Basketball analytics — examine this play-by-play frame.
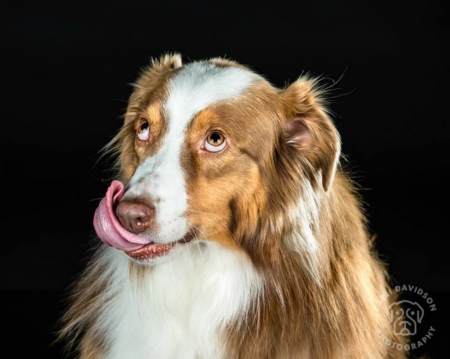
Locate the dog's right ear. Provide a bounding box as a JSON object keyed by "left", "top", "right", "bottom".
{"left": 129, "top": 53, "right": 183, "bottom": 101}
{"left": 149, "top": 53, "right": 183, "bottom": 72}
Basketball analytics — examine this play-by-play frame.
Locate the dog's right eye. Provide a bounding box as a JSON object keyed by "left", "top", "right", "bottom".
{"left": 137, "top": 119, "right": 150, "bottom": 141}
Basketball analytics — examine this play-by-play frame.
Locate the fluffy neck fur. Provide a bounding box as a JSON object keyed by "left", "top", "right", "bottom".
{"left": 59, "top": 241, "right": 262, "bottom": 359}
{"left": 224, "top": 171, "right": 407, "bottom": 359}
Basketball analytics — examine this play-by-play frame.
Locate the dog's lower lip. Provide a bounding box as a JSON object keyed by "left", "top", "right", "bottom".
{"left": 125, "top": 230, "right": 195, "bottom": 261}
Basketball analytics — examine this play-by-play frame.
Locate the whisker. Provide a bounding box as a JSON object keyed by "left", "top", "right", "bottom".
{"left": 190, "top": 225, "right": 207, "bottom": 261}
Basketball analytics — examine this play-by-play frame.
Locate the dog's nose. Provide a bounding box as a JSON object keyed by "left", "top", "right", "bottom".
{"left": 115, "top": 200, "right": 155, "bottom": 234}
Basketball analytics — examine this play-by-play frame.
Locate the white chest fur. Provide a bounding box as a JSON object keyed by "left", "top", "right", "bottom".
{"left": 97, "top": 242, "right": 261, "bottom": 359}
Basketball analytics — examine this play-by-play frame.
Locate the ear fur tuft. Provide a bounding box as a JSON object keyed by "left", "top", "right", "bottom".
{"left": 281, "top": 77, "right": 341, "bottom": 192}
{"left": 150, "top": 53, "right": 183, "bottom": 70}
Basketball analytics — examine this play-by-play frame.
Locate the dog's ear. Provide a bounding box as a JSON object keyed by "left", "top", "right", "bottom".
{"left": 129, "top": 53, "right": 183, "bottom": 100}
{"left": 149, "top": 53, "right": 183, "bottom": 72}
{"left": 280, "top": 77, "right": 341, "bottom": 192}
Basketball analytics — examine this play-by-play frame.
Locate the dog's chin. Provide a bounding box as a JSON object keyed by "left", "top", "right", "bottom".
{"left": 125, "top": 230, "right": 195, "bottom": 264}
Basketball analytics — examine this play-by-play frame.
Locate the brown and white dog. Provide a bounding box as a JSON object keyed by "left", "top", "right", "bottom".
{"left": 59, "top": 54, "right": 408, "bottom": 358}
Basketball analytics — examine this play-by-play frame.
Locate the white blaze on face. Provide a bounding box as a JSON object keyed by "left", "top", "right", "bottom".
{"left": 126, "top": 62, "right": 259, "bottom": 243}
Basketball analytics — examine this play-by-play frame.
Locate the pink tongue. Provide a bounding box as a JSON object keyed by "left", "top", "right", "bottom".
{"left": 93, "top": 180, "right": 149, "bottom": 251}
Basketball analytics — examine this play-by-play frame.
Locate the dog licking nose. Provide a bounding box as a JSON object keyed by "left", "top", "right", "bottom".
{"left": 93, "top": 180, "right": 150, "bottom": 251}
{"left": 62, "top": 55, "right": 408, "bottom": 359}
{"left": 115, "top": 201, "right": 155, "bottom": 234}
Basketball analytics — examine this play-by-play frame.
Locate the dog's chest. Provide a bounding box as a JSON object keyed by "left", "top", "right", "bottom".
{"left": 101, "top": 244, "right": 261, "bottom": 359}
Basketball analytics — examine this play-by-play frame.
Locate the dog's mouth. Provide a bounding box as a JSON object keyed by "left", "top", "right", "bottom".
{"left": 93, "top": 180, "right": 195, "bottom": 259}
{"left": 125, "top": 230, "right": 195, "bottom": 261}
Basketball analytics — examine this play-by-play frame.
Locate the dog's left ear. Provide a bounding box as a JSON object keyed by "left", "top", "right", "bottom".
{"left": 280, "top": 78, "right": 341, "bottom": 192}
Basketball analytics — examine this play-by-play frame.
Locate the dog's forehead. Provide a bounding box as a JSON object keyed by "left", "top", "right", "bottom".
{"left": 163, "top": 61, "right": 260, "bottom": 129}
{"left": 128, "top": 62, "right": 261, "bottom": 188}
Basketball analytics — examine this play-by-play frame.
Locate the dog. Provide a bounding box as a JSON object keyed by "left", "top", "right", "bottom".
{"left": 58, "top": 54, "right": 408, "bottom": 358}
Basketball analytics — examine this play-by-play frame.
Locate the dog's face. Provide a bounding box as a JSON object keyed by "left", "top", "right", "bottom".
{"left": 94, "top": 54, "right": 340, "bottom": 266}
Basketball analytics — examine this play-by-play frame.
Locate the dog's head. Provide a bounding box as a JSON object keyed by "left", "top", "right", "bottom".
{"left": 94, "top": 54, "right": 340, "bottom": 273}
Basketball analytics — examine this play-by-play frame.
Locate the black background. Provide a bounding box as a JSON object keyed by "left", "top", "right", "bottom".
{"left": 1, "top": 1, "right": 448, "bottom": 358}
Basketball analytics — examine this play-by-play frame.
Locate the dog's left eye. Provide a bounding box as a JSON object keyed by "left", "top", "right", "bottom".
{"left": 137, "top": 119, "right": 150, "bottom": 141}
{"left": 204, "top": 131, "right": 227, "bottom": 152}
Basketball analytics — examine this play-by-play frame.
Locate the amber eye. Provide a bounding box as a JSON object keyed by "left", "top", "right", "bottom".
{"left": 137, "top": 119, "right": 150, "bottom": 141}
{"left": 205, "top": 131, "right": 226, "bottom": 152}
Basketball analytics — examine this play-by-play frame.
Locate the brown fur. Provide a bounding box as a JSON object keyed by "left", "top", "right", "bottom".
{"left": 58, "top": 54, "right": 409, "bottom": 358}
